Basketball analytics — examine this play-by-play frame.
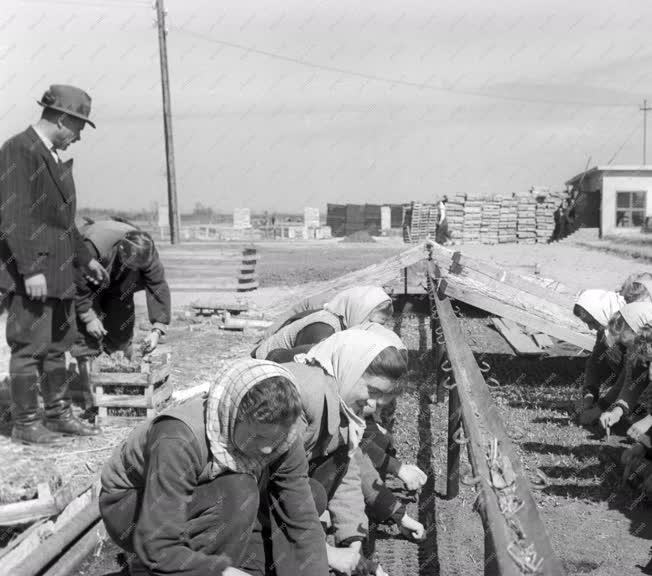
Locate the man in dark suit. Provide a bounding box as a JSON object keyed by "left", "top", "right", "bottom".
{"left": 0, "top": 85, "right": 108, "bottom": 445}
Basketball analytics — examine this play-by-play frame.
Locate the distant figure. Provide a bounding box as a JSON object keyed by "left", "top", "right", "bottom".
{"left": 435, "top": 195, "right": 452, "bottom": 245}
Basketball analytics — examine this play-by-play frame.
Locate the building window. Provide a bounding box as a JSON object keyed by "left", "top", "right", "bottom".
{"left": 615, "top": 191, "right": 646, "bottom": 227}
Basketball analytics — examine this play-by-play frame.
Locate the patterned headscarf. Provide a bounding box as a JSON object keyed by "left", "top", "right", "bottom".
{"left": 323, "top": 286, "right": 391, "bottom": 328}
{"left": 575, "top": 289, "right": 625, "bottom": 328}
{"left": 206, "top": 358, "right": 300, "bottom": 476}
{"left": 295, "top": 330, "right": 395, "bottom": 450}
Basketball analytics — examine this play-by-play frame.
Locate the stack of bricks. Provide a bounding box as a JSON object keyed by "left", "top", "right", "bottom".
{"left": 480, "top": 199, "right": 501, "bottom": 244}
{"left": 536, "top": 196, "right": 557, "bottom": 243}
{"left": 498, "top": 196, "right": 518, "bottom": 243}
{"left": 447, "top": 196, "right": 465, "bottom": 243}
{"left": 462, "top": 200, "right": 482, "bottom": 243}
{"left": 517, "top": 195, "right": 537, "bottom": 244}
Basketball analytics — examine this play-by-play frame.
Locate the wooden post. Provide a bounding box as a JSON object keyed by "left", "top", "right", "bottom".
{"left": 446, "top": 384, "right": 461, "bottom": 499}
{"left": 155, "top": 0, "right": 180, "bottom": 244}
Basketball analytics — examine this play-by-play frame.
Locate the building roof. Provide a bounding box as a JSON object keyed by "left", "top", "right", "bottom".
{"left": 566, "top": 165, "right": 652, "bottom": 186}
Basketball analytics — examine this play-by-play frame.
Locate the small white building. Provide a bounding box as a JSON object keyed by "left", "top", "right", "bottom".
{"left": 565, "top": 165, "right": 652, "bottom": 236}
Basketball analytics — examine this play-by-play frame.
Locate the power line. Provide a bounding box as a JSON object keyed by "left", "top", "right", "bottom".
{"left": 606, "top": 119, "right": 640, "bottom": 165}
{"left": 173, "top": 26, "right": 642, "bottom": 109}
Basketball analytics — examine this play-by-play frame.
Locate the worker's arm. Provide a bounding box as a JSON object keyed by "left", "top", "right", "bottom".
{"left": 141, "top": 248, "right": 171, "bottom": 333}
{"left": 0, "top": 141, "right": 50, "bottom": 278}
{"left": 268, "top": 438, "right": 329, "bottom": 576}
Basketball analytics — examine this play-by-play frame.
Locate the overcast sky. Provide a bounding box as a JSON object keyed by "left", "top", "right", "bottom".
{"left": 2, "top": 0, "right": 652, "bottom": 213}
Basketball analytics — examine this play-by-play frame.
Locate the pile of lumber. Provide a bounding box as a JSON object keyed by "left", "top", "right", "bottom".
{"left": 517, "top": 195, "right": 537, "bottom": 243}
{"left": 404, "top": 193, "right": 560, "bottom": 245}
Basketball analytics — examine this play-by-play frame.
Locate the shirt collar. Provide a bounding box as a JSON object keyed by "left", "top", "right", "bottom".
{"left": 31, "top": 124, "right": 59, "bottom": 162}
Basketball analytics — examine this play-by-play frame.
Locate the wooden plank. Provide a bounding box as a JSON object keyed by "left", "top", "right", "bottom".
{"left": 434, "top": 294, "right": 565, "bottom": 576}
{"left": 533, "top": 332, "right": 554, "bottom": 348}
{"left": 90, "top": 372, "right": 149, "bottom": 386}
{"left": 169, "top": 281, "right": 259, "bottom": 292}
{"left": 0, "top": 483, "right": 75, "bottom": 526}
{"left": 95, "top": 395, "right": 150, "bottom": 408}
{"left": 191, "top": 301, "right": 249, "bottom": 312}
{"left": 491, "top": 318, "right": 543, "bottom": 356}
{"left": 441, "top": 278, "right": 594, "bottom": 350}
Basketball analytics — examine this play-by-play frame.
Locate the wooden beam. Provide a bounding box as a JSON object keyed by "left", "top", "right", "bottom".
{"left": 491, "top": 318, "right": 543, "bottom": 356}
{"left": 435, "top": 294, "right": 565, "bottom": 576}
{"left": 0, "top": 483, "right": 75, "bottom": 526}
{"left": 441, "top": 279, "right": 594, "bottom": 350}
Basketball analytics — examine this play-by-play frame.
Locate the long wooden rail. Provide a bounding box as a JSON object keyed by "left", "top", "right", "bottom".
{"left": 427, "top": 262, "right": 564, "bottom": 576}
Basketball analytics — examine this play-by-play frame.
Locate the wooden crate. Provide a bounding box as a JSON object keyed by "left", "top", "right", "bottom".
{"left": 92, "top": 352, "right": 171, "bottom": 423}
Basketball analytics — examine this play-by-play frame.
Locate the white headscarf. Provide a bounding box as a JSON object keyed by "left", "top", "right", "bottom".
{"left": 206, "top": 358, "right": 300, "bottom": 476}
{"left": 323, "top": 286, "right": 391, "bottom": 328}
{"left": 295, "top": 330, "right": 395, "bottom": 450}
{"left": 619, "top": 302, "right": 652, "bottom": 333}
{"left": 575, "top": 289, "right": 625, "bottom": 328}
{"left": 354, "top": 321, "right": 407, "bottom": 351}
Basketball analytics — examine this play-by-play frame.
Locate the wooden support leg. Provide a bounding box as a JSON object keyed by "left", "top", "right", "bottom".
{"left": 447, "top": 385, "right": 461, "bottom": 499}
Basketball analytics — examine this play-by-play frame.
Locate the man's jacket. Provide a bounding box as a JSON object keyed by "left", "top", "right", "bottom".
{"left": 75, "top": 219, "right": 171, "bottom": 331}
{"left": 0, "top": 127, "right": 92, "bottom": 299}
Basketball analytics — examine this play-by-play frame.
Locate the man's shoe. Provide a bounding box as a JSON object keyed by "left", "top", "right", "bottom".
{"left": 45, "top": 414, "right": 100, "bottom": 436}
{"left": 11, "top": 421, "right": 67, "bottom": 445}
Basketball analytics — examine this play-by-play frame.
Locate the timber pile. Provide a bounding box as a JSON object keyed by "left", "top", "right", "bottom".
{"left": 405, "top": 193, "right": 559, "bottom": 244}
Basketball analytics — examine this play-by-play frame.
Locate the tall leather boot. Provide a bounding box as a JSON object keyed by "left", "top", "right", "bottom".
{"left": 42, "top": 368, "right": 100, "bottom": 436}
{"left": 10, "top": 375, "right": 66, "bottom": 445}
{"left": 77, "top": 358, "right": 98, "bottom": 423}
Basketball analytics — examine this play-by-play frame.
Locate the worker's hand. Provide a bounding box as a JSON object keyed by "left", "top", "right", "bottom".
{"left": 375, "top": 565, "right": 389, "bottom": 576}
{"left": 86, "top": 318, "right": 107, "bottom": 340}
{"left": 599, "top": 407, "right": 623, "bottom": 430}
{"left": 142, "top": 329, "right": 160, "bottom": 354}
{"left": 326, "top": 543, "right": 361, "bottom": 575}
{"left": 24, "top": 273, "right": 47, "bottom": 301}
{"left": 627, "top": 415, "right": 652, "bottom": 442}
{"left": 621, "top": 443, "right": 647, "bottom": 485}
{"left": 399, "top": 514, "right": 426, "bottom": 541}
{"left": 397, "top": 464, "right": 428, "bottom": 491}
{"left": 86, "top": 259, "right": 109, "bottom": 285}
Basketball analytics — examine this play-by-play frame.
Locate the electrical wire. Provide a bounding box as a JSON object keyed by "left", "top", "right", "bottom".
{"left": 172, "top": 26, "right": 643, "bottom": 109}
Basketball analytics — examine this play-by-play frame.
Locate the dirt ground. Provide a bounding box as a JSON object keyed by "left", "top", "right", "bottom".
{"left": 1, "top": 237, "right": 651, "bottom": 575}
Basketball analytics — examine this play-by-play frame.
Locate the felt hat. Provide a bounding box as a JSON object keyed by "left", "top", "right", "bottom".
{"left": 37, "top": 85, "right": 96, "bottom": 128}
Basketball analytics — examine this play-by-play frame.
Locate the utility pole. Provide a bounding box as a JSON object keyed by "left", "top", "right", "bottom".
{"left": 641, "top": 99, "right": 652, "bottom": 165}
{"left": 155, "top": 0, "right": 180, "bottom": 243}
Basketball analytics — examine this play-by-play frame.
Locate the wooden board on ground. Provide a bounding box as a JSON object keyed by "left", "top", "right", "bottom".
{"left": 532, "top": 332, "right": 554, "bottom": 349}
{"left": 491, "top": 318, "right": 543, "bottom": 356}
{"left": 191, "top": 300, "right": 249, "bottom": 315}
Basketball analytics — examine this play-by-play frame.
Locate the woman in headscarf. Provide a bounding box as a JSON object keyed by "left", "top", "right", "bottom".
{"left": 252, "top": 285, "right": 393, "bottom": 361}
{"left": 99, "top": 359, "right": 328, "bottom": 576}
{"left": 598, "top": 302, "right": 652, "bottom": 434}
{"left": 247, "top": 331, "right": 417, "bottom": 576}
{"left": 573, "top": 289, "right": 626, "bottom": 423}
{"left": 352, "top": 322, "right": 428, "bottom": 492}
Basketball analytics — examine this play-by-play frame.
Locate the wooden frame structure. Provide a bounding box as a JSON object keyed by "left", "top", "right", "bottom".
{"left": 427, "top": 261, "right": 565, "bottom": 575}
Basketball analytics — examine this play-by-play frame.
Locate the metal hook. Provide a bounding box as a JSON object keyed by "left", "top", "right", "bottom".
{"left": 486, "top": 377, "right": 501, "bottom": 388}
{"left": 442, "top": 376, "right": 456, "bottom": 391}
{"left": 436, "top": 334, "right": 446, "bottom": 345}
{"left": 479, "top": 361, "right": 491, "bottom": 373}
{"left": 441, "top": 359, "right": 452, "bottom": 372}
{"left": 453, "top": 427, "right": 469, "bottom": 445}
{"left": 453, "top": 305, "right": 461, "bottom": 315}
{"left": 435, "top": 326, "right": 443, "bottom": 336}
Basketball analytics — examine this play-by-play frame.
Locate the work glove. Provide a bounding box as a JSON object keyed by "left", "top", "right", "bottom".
{"left": 397, "top": 464, "right": 428, "bottom": 491}
{"left": 85, "top": 259, "right": 109, "bottom": 286}
{"left": 25, "top": 273, "right": 47, "bottom": 301}
{"left": 399, "top": 513, "right": 426, "bottom": 541}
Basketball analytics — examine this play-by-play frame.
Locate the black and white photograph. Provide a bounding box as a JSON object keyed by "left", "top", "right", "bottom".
{"left": 1, "top": 0, "right": 652, "bottom": 575}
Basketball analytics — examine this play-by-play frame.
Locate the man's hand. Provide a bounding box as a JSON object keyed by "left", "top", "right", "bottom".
{"left": 142, "top": 329, "right": 160, "bottom": 354}
{"left": 86, "top": 259, "right": 109, "bottom": 285}
{"left": 627, "top": 415, "right": 652, "bottom": 442}
{"left": 397, "top": 464, "right": 428, "bottom": 491}
{"left": 223, "top": 568, "right": 254, "bottom": 576}
{"left": 326, "top": 543, "right": 361, "bottom": 575}
{"left": 599, "top": 407, "right": 623, "bottom": 430}
{"left": 25, "top": 273, "right": 47, "bottom": 301}
{"left": 86, "top": 318, "right": 107, "bottom": 340}
{"left": 398, "top": 514, "right": 426, "bottom": 541}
